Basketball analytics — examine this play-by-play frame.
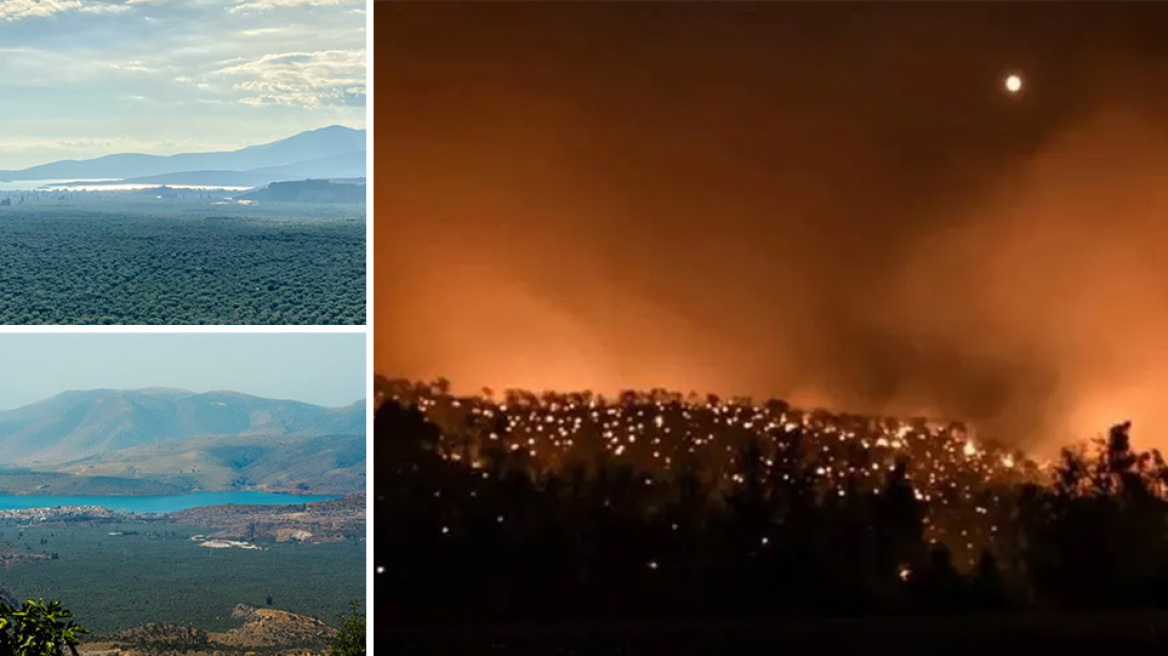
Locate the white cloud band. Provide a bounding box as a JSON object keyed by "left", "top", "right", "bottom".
{"left": 0, "top": 0, "right": 82, "bottom": 21}
{"left": 218, "top": 48, "right": 365, "bottom": 109}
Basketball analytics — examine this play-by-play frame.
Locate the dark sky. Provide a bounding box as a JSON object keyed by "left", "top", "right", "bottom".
{"left": 377, "top": 2, "right": 1168, "bottom": 451}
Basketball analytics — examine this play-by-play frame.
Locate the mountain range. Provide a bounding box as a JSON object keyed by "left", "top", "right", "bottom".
{"left": 0, "top": 388, "right": 365, "bottom": 495}
{"left": 0, "top": 125, "right": 366, "bottom": 189}
{"left": 56, "top": 432, "right": 365, "bottom": 494}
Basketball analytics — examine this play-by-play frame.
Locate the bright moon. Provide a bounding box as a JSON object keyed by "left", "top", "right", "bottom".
{"left": 1004, "top": 74, "right": 1023, "bottom": 93}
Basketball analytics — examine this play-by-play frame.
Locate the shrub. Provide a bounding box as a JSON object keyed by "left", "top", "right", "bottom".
{"left": 328, "top": 600, "right": 365, "bottom": 656}
{"left": 0, "top": 599, "right": 88, "bottom": 656}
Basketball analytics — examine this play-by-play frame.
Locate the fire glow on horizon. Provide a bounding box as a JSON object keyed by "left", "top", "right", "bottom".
{"left": 378, "top": 3, "right": 1168, "bottom": 454}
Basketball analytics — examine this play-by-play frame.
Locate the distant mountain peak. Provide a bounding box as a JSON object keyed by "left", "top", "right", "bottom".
{"left": 0, "top": 125, "right": 367, "bottom": 183}
{"left": 0, "top": 389, "right": 366, "bottom": 466}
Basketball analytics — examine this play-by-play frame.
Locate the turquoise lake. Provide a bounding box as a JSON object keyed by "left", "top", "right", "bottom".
{"left": 0, "top": 491, "right": 340, "bottom": 514}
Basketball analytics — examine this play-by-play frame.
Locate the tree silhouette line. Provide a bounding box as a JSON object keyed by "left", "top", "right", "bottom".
{"left": 377, "top": 390, "right": 1168, "bottom": 624}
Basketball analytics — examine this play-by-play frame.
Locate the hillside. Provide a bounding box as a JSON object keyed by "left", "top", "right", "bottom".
{"left": 0, "top": 469, "right": 188, "bottom": 496}
{"left": 112, "top": 151, "right": 367, "bottom": 189}
{"left": 56, "top": 432, "right": 366, "bottom": 495}
{"left": 0, "top": 389, "right": 365, "bottom": 466}
{"left": 167, "top": 494, "right": 366, "bottom": 543}
{"left": 243, "top": 150, "right": 367, "bottom": 181}
{"left": 237, "top": 179, "right": 366, "bottom": 204}
{"left": 81, "top": 604, "right": 337, "bottom": 655}
{"left": 0, "top": 125, "right": 365, "bottom": 182}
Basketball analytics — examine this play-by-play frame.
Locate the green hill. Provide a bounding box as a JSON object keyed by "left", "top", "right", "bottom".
{"left": 0, "top": 470, "right": 187, "bottom": 496}
{"left": 55, "top": 433, "right": 365, "bottom": 495}
{"left": 0, "top": 389, "right": 364, "bottom": 466}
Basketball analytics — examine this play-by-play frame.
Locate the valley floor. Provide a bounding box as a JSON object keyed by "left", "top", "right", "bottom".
{"left": 0, "top": 508, "right": 364, "bottom": 634}
{"left": 0, "top": 200, "right": 365, "bottom": 325}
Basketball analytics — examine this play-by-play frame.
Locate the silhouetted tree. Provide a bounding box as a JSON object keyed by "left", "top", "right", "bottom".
{"left": 376, "top": 392, "right": 1168, "bottom": 625}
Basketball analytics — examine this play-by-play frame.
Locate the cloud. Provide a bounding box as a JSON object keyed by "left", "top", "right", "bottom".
{"left": 2, "top": 0, "right": 174, "bottom": 21}
{"left": 0, "top": 0, "right": 82, "bottom": 21}
{"left": 0, "top": 0, "right": 364, "bottom": 168}
{"left": 110, "top": 60, "right": 151, "bottom": 73}
{"left": 239, "top": 26, "right": 282, "bottom": 36}
{"left": 229, "top": 0, "right": 360, "bottom": 13}
{"left": 217, "top": 48, "right": 364, "bottom": 109}
{"left": 0, "top": 135, "right": 204, "bottom": 154}
{"left": 78, "top": 1, "right": 131, "bottom": 14}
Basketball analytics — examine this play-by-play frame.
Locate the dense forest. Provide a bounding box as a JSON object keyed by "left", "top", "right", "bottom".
{"left": 0, "top": 202, "right": 364, "bottom": 325}
{"left": 376, "top": 382, "right": 1168, "bottom": 651}
{"left": 0, "top": 522, "right": 364, "bottom": 634}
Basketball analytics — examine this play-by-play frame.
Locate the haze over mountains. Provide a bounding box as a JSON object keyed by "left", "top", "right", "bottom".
{"left": 0, "top": 388, "right": 365, "bottom": 495}
{"left": 0, "top": 125, "right": 366, "bottom": 188}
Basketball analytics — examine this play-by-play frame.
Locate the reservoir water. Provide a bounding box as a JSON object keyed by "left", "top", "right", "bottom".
{"left": 0, "top": 491, "right": 340, "bottom": 514}
{"left": 0, "top": 179, "right": 251, "bottom": 192}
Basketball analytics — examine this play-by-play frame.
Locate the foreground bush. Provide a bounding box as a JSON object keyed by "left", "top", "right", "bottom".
{"left": 0, "top": 599, "right": 88, "bottom": 656}
{"left": 328, "top": 600, "right": 365, "bottom": 656}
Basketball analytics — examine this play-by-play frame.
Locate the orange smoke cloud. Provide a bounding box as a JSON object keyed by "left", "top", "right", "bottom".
{"left": 376, "top": 2, "right": 1168, "bottom": 454}
{"left": 874, "top": 107, "right": 1168, "bottom": 451}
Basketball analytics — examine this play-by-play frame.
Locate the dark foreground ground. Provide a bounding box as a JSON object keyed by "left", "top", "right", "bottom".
{"left": 379, "top": 614, "right": 1168, "bottom": 655}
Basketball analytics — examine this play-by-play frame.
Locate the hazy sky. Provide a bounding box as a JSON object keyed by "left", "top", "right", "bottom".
{"left": 379, "top": 2, "right": 1168, "bottom": 452}
{"left": 0, "top": 333, "right": 365, "bottom": 409}
{"left": 0, "top": 0, "right": 366, "bottom": 169}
